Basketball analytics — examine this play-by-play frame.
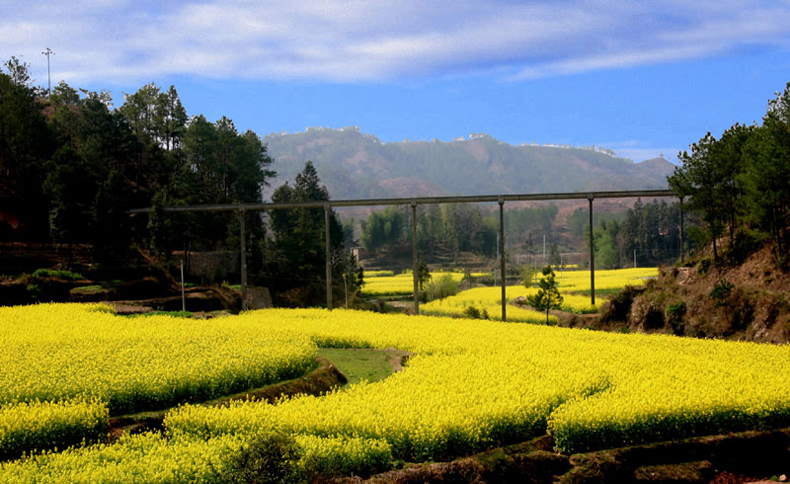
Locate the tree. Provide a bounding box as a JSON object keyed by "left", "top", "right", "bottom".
{"left": 520, "top": 264, "right": 538, "bottom": 288}
{"left": 234, "top": 129, "right": 276, "bottom": 202}
{"left": 0, "top": 66, "right": 53, "bottom": 240}
{"left": 714, "top": 123, "right": 753, "bottom": 242}
{"left": 416, "top": 204, "right": 442, "bottom": 255}
{"left": 741, "top": 83, "right": 790, "bottom": 263}
{"left": 119, "top": 83, "right": 177, "bottom": 148}
{"left": 267, "top": 161, "right": 350, "bottom": 306}
{"left": 43, "top": 146, "right": 93, "bottom": 248}
{"left": 3, "top": 56, "right": 32, "bottom": 87}
{"left": 527, "top": 266, "right": 563, "bottom": 325}
{"left": 360, "top": 206, "right": 406, "bottom": 251}
{"left": 548, "top": 243, "right": 562, "bottom": 267}
{"left": 417, "top": 259, "right": 431, "bottom": 291}
{"left": 161, "top": 85, "right": 187, "bottom": 151}
{"left": 594, "top": 219, "right": 619, "bottom": 269}
{"left": 668, "top": 83, "right": 790, "bottom": 267}
{"left": 669, "top": 133, "right": 725, "bottom": 264}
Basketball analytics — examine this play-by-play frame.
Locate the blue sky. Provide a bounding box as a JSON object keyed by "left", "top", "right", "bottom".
{"left": 3, "top": 0, "right": 790, "bottom": 162}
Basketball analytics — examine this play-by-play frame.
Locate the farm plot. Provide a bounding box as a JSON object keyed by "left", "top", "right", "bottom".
{"left": 0, "top": 303, "right": 316, "bottom": 460}
{"left": 361, "top": 271, "right": 464, "bottom": 296}
{"left": 422, "top": 267, "right": 659, "bottom": 319}
{"left": 361, "top": 270, "right": 488, "bottom": 297}
{"left": 2, "top": 304, "right": 790, "bottom": 482}
{"left": 421, "top": 286, "right": 553, "bottom": 323}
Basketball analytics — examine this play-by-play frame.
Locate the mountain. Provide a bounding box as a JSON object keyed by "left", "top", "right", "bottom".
{"left": 261, "top": 127, "right": 675, "bottom": 200}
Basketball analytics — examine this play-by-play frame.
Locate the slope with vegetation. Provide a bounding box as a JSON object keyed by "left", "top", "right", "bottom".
{"left": 594, "top": 82, "right": 790, "bottom": 343}
{"left": 0, "top": 57, "right": 364, "bottom": 308}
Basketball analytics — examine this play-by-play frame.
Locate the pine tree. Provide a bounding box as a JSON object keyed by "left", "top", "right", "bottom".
{"left": 527, "top": 266, "right": 564, "bottom": 325}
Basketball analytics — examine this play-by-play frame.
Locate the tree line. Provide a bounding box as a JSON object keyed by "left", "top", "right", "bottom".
{"left": 668, "top": 82, "right": 790, "bottom": 266}
{"left": 586, "top": 199, "right": 685, "bottom": 269}
{"left": 357, "top": 203, "right": 558, "bottom": 261}
{"left": 0, "top": 57, "right": 360, "bottom": 306}
{"left": 355, "top": 194, "right": 691, "bottom": 270}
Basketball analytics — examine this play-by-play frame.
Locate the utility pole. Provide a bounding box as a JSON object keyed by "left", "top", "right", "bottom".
{"left": 41, "top": 48, "right": 54, "bottom": 96}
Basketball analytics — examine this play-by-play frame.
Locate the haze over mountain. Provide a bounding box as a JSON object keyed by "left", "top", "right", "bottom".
{"left": 262, "top": 128, "right": 674, "bottom": 200}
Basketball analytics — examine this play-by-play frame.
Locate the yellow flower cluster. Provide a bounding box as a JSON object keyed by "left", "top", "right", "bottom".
{"left": 361, "top": 271, "right": 466, "bottom": 296}
{"left": 3, "top": 303, "right": 790, "bottom": 482}
{"left": 0, "top": 303, "right": 317, "bottom": 458}
{"left": 422, "top": 268, "right": 658, "bottom": 318}
{"left": 364, "top": 270, "right": 395, "bottom": 277}
{"left": 0, "top": 432, "right": 244, "bottom": 483}
{"left": 165, "top": 308, "right": 790, "bottom": 459}
{"left": 0, "top": 303, "right": 317, "bottom": 414}
{"left": 421, "top": 286, "right": 554, "bottom": 323}
{"left": 0, "top": 429, "right": 393, "bottom": 482}
{"left": 0, "top": 398, "right": 108, "bottom": 461}
{"left": 295, "top": 434, "right": 392, "bottom": 478}
{"left": 554, "top": 267, "right": 658, "bottom": 293}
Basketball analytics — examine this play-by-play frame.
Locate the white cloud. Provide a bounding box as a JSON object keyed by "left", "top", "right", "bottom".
{"left": 3, "top": 0, "right": 789, "bottom": 84}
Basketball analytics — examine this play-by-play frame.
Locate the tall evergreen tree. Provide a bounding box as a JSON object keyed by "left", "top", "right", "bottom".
{"left": 267, "top": 161, "right": 355, "bottom": 306}
{"left": 669, "top": 133, "right": 725, "bottom": 264}
{"left": 0, "top": 65, "right": 53, "bottom": 240}
{"left": 742, "top": 82, "right": 790, "bottom": 262}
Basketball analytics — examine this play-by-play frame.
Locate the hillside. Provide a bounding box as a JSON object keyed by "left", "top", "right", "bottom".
{"left": 585, "top": 239, "right": 790, "bottom": 344}
{"left": 262, "top": 128, "right": 674, "bottom": 199}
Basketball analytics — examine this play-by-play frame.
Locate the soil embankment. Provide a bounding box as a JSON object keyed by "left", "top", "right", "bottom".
{"left": 565, "top": 241, "right": 790, "bottom": 344}
{"left": 107, "top": 356, "right": 347, "bottom": 441}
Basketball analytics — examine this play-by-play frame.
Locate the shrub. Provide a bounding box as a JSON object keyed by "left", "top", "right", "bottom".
{"left": 218, "top": 431, "right": 303, "bottom": 483}
{"left": 462, "top": 306, "right": 489, "bottom": 320}
{"left": 520, "top": 265, "right": 539, "bottom": 288}
{"left": 25, "top": 283, "right": 41, "bottom": 301}
{"left": 710, "top": 280, "right": 734, "bottom": 306}
{"left": 31, "top": 268, "right": 84, "bottom": 280}
{"left": 424, "top": 274, "right": 459, "bottom": 302}
{"left": 665, "top": 302, "right": 687, "bottom": 334}
{"left": 600, "top": 285, "right": 645, "bottom": 323}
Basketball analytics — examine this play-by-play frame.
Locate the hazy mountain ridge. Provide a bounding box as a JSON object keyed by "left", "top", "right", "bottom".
{"left": 262, "top": 128, "right": 674, "bottom": 200}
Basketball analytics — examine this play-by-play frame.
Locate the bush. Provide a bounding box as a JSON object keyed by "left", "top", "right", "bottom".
{"left": 25, "top": 283, "right": 41, "bottom": 301}
{"left": 218, "top": 431, "right": 303, "bottom": 483}
{"left": 665, "top": 302, "right": 687, "bottom": 335}
{"left": 31, "top": 268, "right": 84, "bottom": 280}
{"left": 710, "top": 280, "right": 734, "bottom": 306}
{"left": 600, "top": 285, "right": 646, "bottom": 323}
{"left": 520, "top": 265, "right": 539, "bottom": 288}
{"left": 462, "top": 306, "right": 489, "bottom": 320}
{"left": 424, "top": 274, "right": 459, "bottom": 302}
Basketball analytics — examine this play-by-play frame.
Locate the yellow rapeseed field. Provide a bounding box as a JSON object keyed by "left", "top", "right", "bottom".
{"left": 361, "top": 271, "right": 467, "bottom": 296}
{"left": 0, "top": 303, "right": 316, "bottom": 413}
{"left": 422, "top": 267, "right": 658, "bottom": 319}
{"left": 554, "top": 267, "right": 658, "bottom": 293}
{"left": 0, "top": 303, "right": 316, "bottom": 461}
{"left": 2, "top": 302, "right": 790, "bottom": 482}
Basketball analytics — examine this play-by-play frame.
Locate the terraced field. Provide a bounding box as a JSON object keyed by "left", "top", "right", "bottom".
{"left": 1, "top": 302, "right": 789, "bottom": 482}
